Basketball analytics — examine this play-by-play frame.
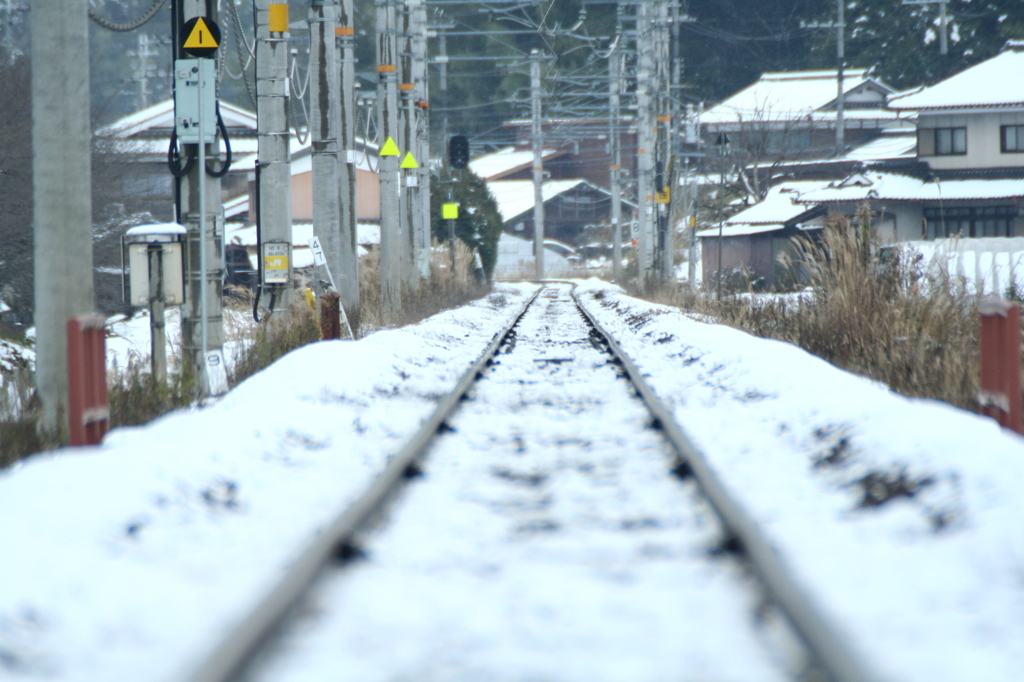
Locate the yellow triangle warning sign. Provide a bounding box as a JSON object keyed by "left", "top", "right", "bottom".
{"left": 184, "top": 17, "right": 219, "bottom": 50}
{"left": 400, "top": 152, "right": 419, "bottom": 169}
{"left": 380, "top": 137, "right": 400, "bottom": 157}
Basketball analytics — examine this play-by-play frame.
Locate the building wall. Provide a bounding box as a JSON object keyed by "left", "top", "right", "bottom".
{"left": 248, "top": 167, "right": 380, "bottom": 223}
{"left": 918, "top": 111, "right": 1024, "bottom": 170}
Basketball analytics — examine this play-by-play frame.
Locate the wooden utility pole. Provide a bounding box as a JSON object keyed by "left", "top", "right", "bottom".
{"left": 32, "top": 0, "right": 95, "bottom": 431}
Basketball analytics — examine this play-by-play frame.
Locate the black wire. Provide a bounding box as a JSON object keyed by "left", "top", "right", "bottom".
{"left": 167, "top": 128, "right": 196, "bottom": 178}
{"left": 205, "top": 105, "right": 232, "bottom": 178}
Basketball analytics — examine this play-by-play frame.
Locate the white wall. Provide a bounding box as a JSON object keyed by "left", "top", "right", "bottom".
{"left": 919, "top": 110, "right": 1024, "bottom": 170}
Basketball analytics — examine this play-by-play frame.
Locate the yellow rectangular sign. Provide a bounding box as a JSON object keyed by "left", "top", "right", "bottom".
{"left": 442, "top": 203, "right": 459, "bottom": 220}
{"left": 268, "top": 4, "right": 289, "bottom": 32}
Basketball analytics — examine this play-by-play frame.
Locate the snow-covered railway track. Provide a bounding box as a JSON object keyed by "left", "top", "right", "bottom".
{"left": 185, "top": 283, "right": 875, "bottom": 682}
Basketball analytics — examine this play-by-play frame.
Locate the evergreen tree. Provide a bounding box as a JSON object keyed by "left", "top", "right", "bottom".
{"left": 430, "top": 168, "right": 503, "bottom": 278}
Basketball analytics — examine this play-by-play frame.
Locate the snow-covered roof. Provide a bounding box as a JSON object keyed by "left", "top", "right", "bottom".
{"left": 468, "top": 147, "right": 564, "bottom": 181}
{"left": 843, "top": 134, "right": 917, "bottom": 162}
{"left": 695, "top": 181, "right": 826, "bottom": 238}
{"left": 97, "top": 99, "right": 258, "bottom": 138}
{"left": 124, "top": 223, "right": 187, "bottom": 238}
{"left": 224, "top": 194, "right": 249, "bottom": 220}
{"left": 889, "top": 48, "right": 1024, "bottom": 111}
{"left": 797, "top": 171, "right": 1024, "bottom": 204}
{"left": 703, "top": 69, "right": 895, "bottom": 125}
{"left": 486, "top": 179, "right": 622, "bottom": 224}
{"left": 229, "top": 138, "right": 378, "bottom": 173}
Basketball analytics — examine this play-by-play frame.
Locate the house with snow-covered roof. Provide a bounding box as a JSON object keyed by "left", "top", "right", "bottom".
{"left": 486, "top": 178, "right": 635, "bottom": 249}
{"left": 701, "top": 45, "right": 1024, "bottom": 289}
{"left": 702, "top": 69, "right": 910, "bottom": 160}
{"left": 889, "top": 43, "right": 1024, "bottom": 177}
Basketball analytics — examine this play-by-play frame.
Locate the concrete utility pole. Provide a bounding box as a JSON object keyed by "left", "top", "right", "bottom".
{"left": 338, "top": 0, "right": 359, "bottom": 325}
{"left": 635, "top": 0, "right": 655, "bottom": 286}
{"left": 309, "top": 0, "right": 343, "bottom": 300}
{"left": 256, "top": 0, "right": 293, "bottom": 320}
{"left": 412, "top": 0, "right": 430, "bottom": 280}
{"left": 530, "top": 49, "right": 545, "bottom": 280}
{"left": 128, "top": 33, "right": 161, "bottom": 110}
{"left": 377, "top": 0, "right": 402, "bottom": 316}
{"left": 32, "top": 0, "right": 94, "bottom": 432}
{"left": 656, "top": 0, "right": 672, "bottom": 284}
{"left": 835, "top": 0, "right": 845, "bottom": 157}
{"left": 609, "top": 41, "right": 623, "bottom": 284}
{"left": 173, "top": 0, "right": 225, "bottom": 394}
{"left": 399, "top": 0, "right": 417, "bottom": 290}
{"left": 902, "top": 0, "right": 950, "bottom": 77}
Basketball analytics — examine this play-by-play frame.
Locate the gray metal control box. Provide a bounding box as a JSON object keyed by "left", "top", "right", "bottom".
{"left": 174, "top": 58, "right": 216, "bottom": 145}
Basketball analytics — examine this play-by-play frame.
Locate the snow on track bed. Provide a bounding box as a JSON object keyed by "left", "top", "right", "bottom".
{"left": 0, "top": 284, "right": 538, "bottom": 682}
{"left": 243, "top": 283, "right": 788, "bottom": 682}
{"left": 575, "top": 279, "right": 1024, "bottom": 682}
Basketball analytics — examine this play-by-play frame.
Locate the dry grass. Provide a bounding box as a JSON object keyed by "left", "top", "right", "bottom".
{"left": 1, "top": 242, "right": 492, "bottom": 467}
{"left": 642, "top": 210, "right": 982, "bottom": 411}
{"left": 358, "top": 241, "right": 488, "bottom": 334}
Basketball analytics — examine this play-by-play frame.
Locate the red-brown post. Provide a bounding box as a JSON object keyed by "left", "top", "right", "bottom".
{"left": 979, "top": 299, "right": 1022, "bottom": 434}
{"left": 66, "top": 314, "right": 109, "bottom": 446}
{"left": 320, "top": 291, "right": 341, "bottom": 340}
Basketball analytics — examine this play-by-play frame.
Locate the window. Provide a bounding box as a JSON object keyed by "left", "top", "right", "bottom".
{"left": 923, "top": 206, "right": 1017, "bottom": 239}
{"left": 1002, "top": 125, "right": 1024, "bottom": 152}
{"left": 934, "top": 127, "right": 967, "bottom": 155}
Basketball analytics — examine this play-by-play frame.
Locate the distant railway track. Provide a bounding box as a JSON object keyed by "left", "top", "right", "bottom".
{"left": 184, "top": 282, "right": 882, "bottom": 682}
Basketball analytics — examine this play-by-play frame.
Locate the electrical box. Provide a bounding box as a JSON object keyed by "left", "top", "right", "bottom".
{"left": 262, "top": 241, "right": 291, "bottom": 285}
{"left": 174, "top": 58, "right": 217, "bottom": 144}
{"left": 123, "top": 224, "right": 188, "bottom": 307}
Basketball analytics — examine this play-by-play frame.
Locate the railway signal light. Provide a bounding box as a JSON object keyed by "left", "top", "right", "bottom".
{"left": 449, "top": 135, "right": 469, "bottom": 169}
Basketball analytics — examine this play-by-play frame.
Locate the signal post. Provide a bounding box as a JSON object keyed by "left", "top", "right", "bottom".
{"left": 171, "top": 1, "right": 227, "bottom": 396}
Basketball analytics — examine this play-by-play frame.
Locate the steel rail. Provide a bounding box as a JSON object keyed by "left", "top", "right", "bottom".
{"left": 181, "top": 287, "right": 543, "bottom": 682}
{"left": 571, "top": 286, "right": 889, "bottom": 682}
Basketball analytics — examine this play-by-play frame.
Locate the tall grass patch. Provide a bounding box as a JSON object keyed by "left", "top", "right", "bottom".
{"left": 644, "top": 209, "right": 981, "bottom": 411}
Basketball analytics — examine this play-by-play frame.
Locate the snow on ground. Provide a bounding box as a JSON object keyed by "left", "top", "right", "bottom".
{"left": 576, "top": 278, "right": 1024, "bottom": 682}
{"left": 0, "top": 284, "right": 538, "bottom": 681}
{"left": 104, "top": 306, "right": 259, "bottom": 374}
{"left": 898, "top": 237, "right": 1024, "bottom": 297}
{"left": 246, "top": 283, "right": 788, "bottom": 682}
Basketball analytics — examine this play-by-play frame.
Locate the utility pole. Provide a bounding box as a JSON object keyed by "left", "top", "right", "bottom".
{"left": 174, "top": 0, "right": 226, "bottom": 395}
{"left": 412, "top": 0, "right": 430, "bottom": 280}
{"left": 803, "top": 5, "right": 846, "bottom": 157}
{"left": 439, "top": 29, "right": 448, "bottom": 154}
{"left": 687, "top": 102, "right": 702, "bottom": 296}
{"left": 903, "top": 0, "right": 950, "bottom": 77}
{"left": 378, "top": 0, "right": 402, "bottom": 317}
{"left": 609, "top": 38, "right": 623, "bottom": 284}
{"left": 255, "top": 0, "right": 293, "bottom": 321}
{"left": 128, "top": 33, "right": 160, "bottom": 110}
{"left": 835, "top": 0, "right": 845, "bottom": 157}
{"left": 635, "top": 0, "right": 655, "bottom": 287}
{"left": 530, "top": 49, "right": 545, "bottom": 280}
{"left": 309, "top": 0, "right": 343, "bottom": 301}
{"left": 399, "top": 0, "right": 417, "bottom": 290}
{"left": 32, "top": 0, "right": 94, "bottom": 432}
{"left": 338, "top": 0, "right": 359, "bottom": 327}
{"left": 656, "top": 0, "right": 672, "bottom": 284}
